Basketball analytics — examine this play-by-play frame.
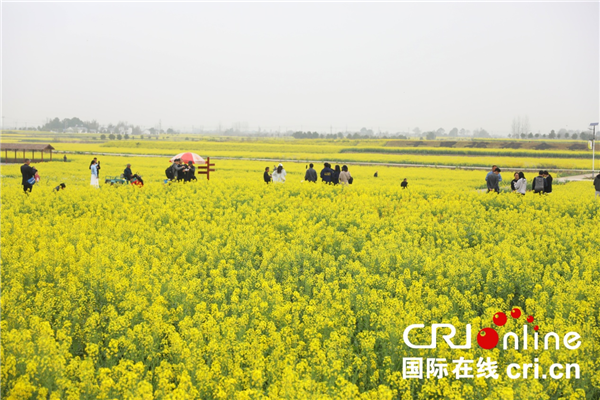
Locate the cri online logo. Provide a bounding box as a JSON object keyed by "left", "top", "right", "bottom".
{"left": 403, "top": 307, "right": 581, "bottom": 351}
{"left": 477, "top": 307, "right": 534, "bottom": 349}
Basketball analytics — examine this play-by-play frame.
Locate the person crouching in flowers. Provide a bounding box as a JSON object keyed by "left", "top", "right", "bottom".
{"left": 272, "top": 163, "right": 286, "bottom": 183}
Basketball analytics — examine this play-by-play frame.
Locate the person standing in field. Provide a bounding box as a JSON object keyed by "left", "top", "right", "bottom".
{"left": 401, "top": 178, "right": 408, "bottom": 189}
{"left": 532, "top": 170, "right": 546, "bottom": 194}
{"left": 514, "top": 172, "right": 527, "bottom": 195}
{"left": 594, "top": 173, "right": 600, "bottom": 197}
{"left": 320, "top": 163, "right": 333, "bottom": 183}
{"left": 374, "top": 171, "right": 378, "bottom": 178}
{"left": 543, "top": 171, "right": 553, "bottom": 194}
{"left": 185, "top": 161, "right": 197, "bottom": 182}
{"left": 172, "top": 159, "right": 185, "bottom": 182}
{"left": 332, "top": 165, "right": 341, "bottom": 185}
{"left": 485, "top": 165, "right": 502, "bottom": 185}
{"left": 511, "top": 172, "right": 519, "bottom": 192}
{"left": 487, "top": 168, "right": 501, "bottom": 193}
{"left": 123, "top": 164, "right": 133, "bottom": 182}
{"left": 272, "top": 163, "right": 286, "bottom": 183}
{"left": 339, "top": 165, "right": 352, "bottom": 185}
{"left": 304, "top": 163, "right": 317, "bottom": 182}
{"left": 63, "top": 155, "right": 67, "bottom": 162}
{"left": 264, "top": 167, "right": 272, "bottom": 184}
{"left": 21, "top": 159, "right": 37, "bottom": 193}
{"left": 90, "top": 160, "right": 100, "bottom": 188}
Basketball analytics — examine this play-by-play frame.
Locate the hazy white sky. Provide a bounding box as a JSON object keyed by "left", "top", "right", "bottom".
{"left": 2, "top": 2, "right": 599, "bottom": 134}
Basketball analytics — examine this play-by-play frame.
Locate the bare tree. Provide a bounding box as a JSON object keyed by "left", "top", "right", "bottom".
{"left": 511, "top": 115, "right": 530, "bottom": 138}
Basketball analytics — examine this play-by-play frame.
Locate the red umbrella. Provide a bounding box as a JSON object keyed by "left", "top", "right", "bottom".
{"left": 169, "top": 152, "right": 205, "bottom": 164}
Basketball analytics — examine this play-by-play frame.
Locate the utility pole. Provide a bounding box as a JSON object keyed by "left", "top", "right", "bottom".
{"left": 591, "top": 123, "right": 598, "bottom": 177}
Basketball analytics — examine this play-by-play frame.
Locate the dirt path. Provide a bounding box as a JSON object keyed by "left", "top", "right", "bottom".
{"left": 52, "top": 150, "right": 594, "bottom": 174}
{"left": 555, "top": 173, "right": 596, "bottom": 182}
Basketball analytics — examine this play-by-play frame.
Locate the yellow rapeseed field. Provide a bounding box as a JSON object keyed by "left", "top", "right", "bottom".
{"left": 1, "top": 155, "right": 599, "bottom": 399}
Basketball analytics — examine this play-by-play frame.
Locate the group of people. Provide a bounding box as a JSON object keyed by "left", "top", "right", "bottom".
{"left": 485, "top": 164, "right": 554, "bottom": 195}
{"left": 263, "top": 162, "right": 412, "bottom": 188}
{"left": 88, "top": 157, "right": 144, "bottom": 187}
{"left": 264, "top": 163, "right": 354, "bottom": 185}
{"left": 166, "top": 158, "right": 197, "bottom": 182}
{"left": 16, "top": 158, "right": 600, "bottom": 196}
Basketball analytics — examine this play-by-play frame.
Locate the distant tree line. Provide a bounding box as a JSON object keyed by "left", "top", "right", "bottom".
{"left": 508, "top": 129, "right": 593, "bottom": 140}
{"left": 38, "top": 117, "right": 177, "bottom": 136}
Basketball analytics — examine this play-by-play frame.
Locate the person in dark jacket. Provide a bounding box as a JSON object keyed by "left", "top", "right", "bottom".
{"left": 374, "top": 171, "right": 378, "bottom": 178}
{"left": 185, "top": 161, "right": 197, "bottom": 182}
{"left": 172, "top": 159, "right": 185, "bottom": 181}
{"left": 264, "top": 167, "right": 272, "bottom": 184}
{"left": 532, "top": 170, "right": 546, "bottom": 194}
{"left": 486, "top": 168, "right": 501, "bottom": 193}
{"left": 332, "top": 165, "right": 341, "bottom": 185}
{"left": 401, "top": 178, "right": 408, "bottom": 189}
{"left": 543, "top": 171, "right": 553, "bottom": 193}
{"left": 320, "top": 163, "right": 333, "bottom": 183}
{"left": 123, "top": 164, "right": 133, "bottom": 181}
{"left": 54, "top": 183, "right": 66, "bottom": 191}
{"left": 21, "top": 159, "right": 37, "bottom": 193}
{"left": 304, "top": 163, "right": 317, "bottom": 182}
{"left": 594, "top": 173, "right": 600, "bottom": 197}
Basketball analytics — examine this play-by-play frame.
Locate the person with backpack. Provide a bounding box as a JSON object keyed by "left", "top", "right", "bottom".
{"left": 532, "top": 171, "right": 546, "bottom": 194}
{"left": 339, "top": 165, "right": 352, "bottom": 185}
{"left": 21, "top": 159, "right": 37, "bottom": 193}
{"left": 543, "top": 171, "right": 553, "bottom": 194}
{"left": 320, "top": 163, "right": 333, "bottom": 183}
{"left": 486, "top": 168, "right": 501, "bottom": 193}
{"left": 514, "top": 172, "right": 527, "bottom": 195}
{"left": 304, "top": 163, "right": 317, "bottom": 182}
{"left": 166, "top": 159, "right": 184, "bottom": 182}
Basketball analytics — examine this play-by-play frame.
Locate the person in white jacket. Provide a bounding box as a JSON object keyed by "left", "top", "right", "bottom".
{"left": 514, "top": 172, "right": 527, "bottom": 195}
{"left": 272, "top": 163, "right": 286, "bottom": 183}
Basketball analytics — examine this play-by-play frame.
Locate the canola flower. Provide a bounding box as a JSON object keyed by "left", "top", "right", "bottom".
{"left": 1, "top": 156, "right": 599, "bottom": 399}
